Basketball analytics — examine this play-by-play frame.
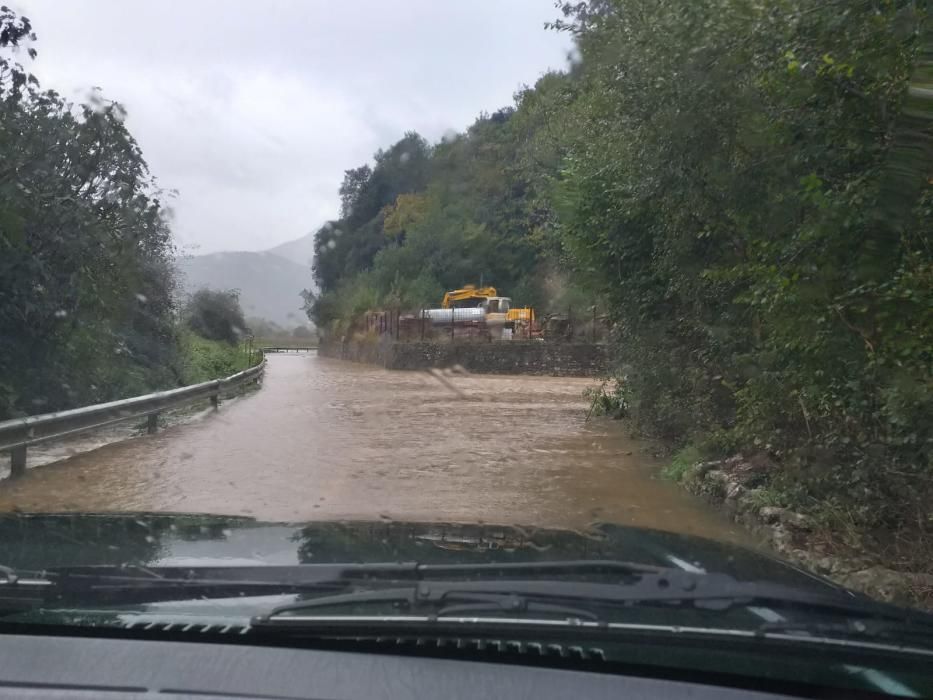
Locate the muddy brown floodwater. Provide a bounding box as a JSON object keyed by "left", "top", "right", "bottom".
{"left": 0, "top": 354, "right": 750, "bottom": 544}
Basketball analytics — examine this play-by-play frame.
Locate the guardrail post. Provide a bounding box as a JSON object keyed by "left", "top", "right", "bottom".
{"left": 147, "top": 413, "right": 159, "bottom": 435}
{"left": 210, "top": 394, "right": 219, "bottom": 410}
{"left": 10, "top": 445, "right": 26, "bottom": 478}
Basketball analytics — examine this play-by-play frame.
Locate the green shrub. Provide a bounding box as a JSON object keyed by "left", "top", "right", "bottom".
{"left": 662, "top": 446, "right": 704, "bottom": 482}
{"left": 183, "top": 289, "right": 246, "bottom": 345}
{"left": 179, "top": 332, "right": 251, "bottom": 385}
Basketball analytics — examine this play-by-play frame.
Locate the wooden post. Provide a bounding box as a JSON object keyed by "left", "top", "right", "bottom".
{"left": 147, "top": 413, "right": 158, "bottom": 435}
{"left": 10, "top": 445, "right": 26, "bottom": 478}
{"left": 420, "top": 309, "right": 425, "bottom": 341}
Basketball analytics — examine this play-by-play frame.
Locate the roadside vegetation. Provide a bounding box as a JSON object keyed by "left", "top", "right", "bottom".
{"left": 308, "top": 2, "right": 931, "bottom": 566}
{"left": 0, "top": 8, "right": 179, "bottom": 420}
{"left": 177, "top": 290, "right": 256, "bottom": 384}
{"left": 0, "top": 14, "right": 265, "bottom": 421}
{"left": 177, "top": 332, "right": 253, "bottom": 386}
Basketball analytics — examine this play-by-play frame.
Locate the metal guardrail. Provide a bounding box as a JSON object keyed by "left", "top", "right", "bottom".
{"left": 260, "top": 346, "right": 317, "bottom": 353}
{"left": 0, "top": 356, "right": 266, "bottom": 479}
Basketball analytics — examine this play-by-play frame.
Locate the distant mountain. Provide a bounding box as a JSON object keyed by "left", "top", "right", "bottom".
{"left": 265, "top": 231, "right": 316, "bottom": 267}
{"left": 177, "top": 244, "right": 314, "bottom": 328}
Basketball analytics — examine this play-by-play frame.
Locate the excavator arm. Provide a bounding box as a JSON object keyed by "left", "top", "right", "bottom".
{"left": 441, "top": 286, "right": 498, "bottom": 308}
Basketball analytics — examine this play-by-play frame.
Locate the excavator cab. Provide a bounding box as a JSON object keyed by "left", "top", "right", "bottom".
{"left": 484, "top": 297, "right": 510, "bottom": 314}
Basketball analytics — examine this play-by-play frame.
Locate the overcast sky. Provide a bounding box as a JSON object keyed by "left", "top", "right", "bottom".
{"left": 12, "top": 1, "right": 571, "bottom": 255}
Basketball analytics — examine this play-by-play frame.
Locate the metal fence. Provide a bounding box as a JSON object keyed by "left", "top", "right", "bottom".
{"left": 0, "top": 355, "right": 266, "bottom": 479}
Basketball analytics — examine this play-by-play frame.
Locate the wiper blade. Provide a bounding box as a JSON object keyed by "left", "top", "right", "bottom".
{"left": 254, "top": 573, "right": 933, "bottom": 630}
{"left": 0, "top": 565, "right": 55, "bottom": 612}
{"left": 0, "top": 559, "right": 663, "bottom": 610}
{"left": 0, "top": 564, "right": 360, "bottom": 610}
{"left": 404, "top": 560, "right": 667, "bottom": 577}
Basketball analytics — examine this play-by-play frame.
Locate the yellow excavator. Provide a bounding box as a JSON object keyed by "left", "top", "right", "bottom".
{"left": 440, "top": 285, "right": 535, "bottom": 324}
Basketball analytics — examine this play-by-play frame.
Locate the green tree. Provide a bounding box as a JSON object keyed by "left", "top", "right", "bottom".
{"left": 549, "top": 0, "right": 931, "bottom": 527}
{"left": 0, "top": 8, "right": 179, "bottom": 418}
{"left": 183, "top": 289, "right": 246, "bottom": 345}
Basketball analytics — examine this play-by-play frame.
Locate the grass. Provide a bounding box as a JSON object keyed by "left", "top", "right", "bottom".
{"left": 662, "top": 445, "right": 704, "bottom": 482}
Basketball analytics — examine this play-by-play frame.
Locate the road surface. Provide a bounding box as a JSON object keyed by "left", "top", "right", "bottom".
{"left": 0, "top": 354, "right": 749, "bottom": 543}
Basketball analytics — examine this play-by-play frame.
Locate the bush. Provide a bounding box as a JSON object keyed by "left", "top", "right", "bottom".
{"left": 183, "top": 289, "right": 246, "bottom": 345}
{"left": 179, "top": 332, "right": 251, "bottom": 385}
{"left": 662, "top": 446, "right": 704, "bottom": 482}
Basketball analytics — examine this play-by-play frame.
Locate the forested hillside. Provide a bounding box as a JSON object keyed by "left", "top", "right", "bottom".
{"left": 308, "top": 0, "right": 931, "bottom": 535}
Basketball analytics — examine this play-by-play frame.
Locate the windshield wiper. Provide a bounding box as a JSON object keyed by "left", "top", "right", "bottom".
{"left": 0, "top": 564, "right": 355, "bottom": 610}
{"left": 0, "top": 559, "right": 671, "bottom": 611}
{"left": 253, "top": 573, "right": 933, "bottom": 632}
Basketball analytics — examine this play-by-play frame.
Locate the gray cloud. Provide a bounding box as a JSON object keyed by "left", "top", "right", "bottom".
{"left": 13, "top": 0, "right": 571, "bottom": 253}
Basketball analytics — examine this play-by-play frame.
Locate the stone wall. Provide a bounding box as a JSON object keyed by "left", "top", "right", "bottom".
{"left": 318, "top": 337, "right": 607, "bottom": 377}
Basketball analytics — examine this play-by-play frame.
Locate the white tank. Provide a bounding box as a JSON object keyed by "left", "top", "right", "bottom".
{"left": 421, "top": 308, "right": 485, "bottom": 324}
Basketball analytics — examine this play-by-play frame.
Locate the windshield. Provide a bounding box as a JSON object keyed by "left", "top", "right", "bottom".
{"left": 0, "top": 0, "right": 930, "bottom": 695}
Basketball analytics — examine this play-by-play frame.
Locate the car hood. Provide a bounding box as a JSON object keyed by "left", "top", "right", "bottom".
{"left": 0, "top": 512, "right": 837, "bottom": 592}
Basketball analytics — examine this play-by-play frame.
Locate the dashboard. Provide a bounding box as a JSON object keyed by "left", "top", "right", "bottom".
{"left": 0, "top": 632, "right": 813, "bottom": 700}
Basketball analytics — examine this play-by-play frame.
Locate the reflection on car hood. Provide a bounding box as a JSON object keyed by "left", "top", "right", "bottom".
{"left": 0, "top": 512, "right": 841, "bottom": 593}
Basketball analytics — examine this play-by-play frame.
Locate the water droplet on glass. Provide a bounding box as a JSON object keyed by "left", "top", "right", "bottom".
{"left": 54, "top": 309, "right": 68, "bottom": 318}
{"left": 326, "top": 239, "right": 337, "bottom": 250}
{"left": 441, "top": 128, "right": 458, "bottom": 143}
{"left": 135, "top": 293, "right": 148, "bottom": 303}
{"left": 399, "top": 151, "right": 411, "bottom": 164}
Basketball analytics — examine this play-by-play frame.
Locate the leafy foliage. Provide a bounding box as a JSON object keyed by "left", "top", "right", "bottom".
{"left": 182, "top": 289, "right": 246, "bottom": 345}
{"left": 549, "top": 0, "right": 931, "bottom": 528}
{"left": 0, "top": 8, "right": 180, "bottom": 419}
{"left": 177, "top": 331, "right": 251, "bottom": 385}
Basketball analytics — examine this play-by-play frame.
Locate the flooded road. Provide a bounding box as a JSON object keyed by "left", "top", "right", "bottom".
{"left": 0, "top": 355, "right": 749, "bottom": 543}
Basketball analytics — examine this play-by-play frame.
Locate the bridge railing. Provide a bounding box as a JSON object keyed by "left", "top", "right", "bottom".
{"left": 0, "top": 355, "right": 266, "bottom": 479}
